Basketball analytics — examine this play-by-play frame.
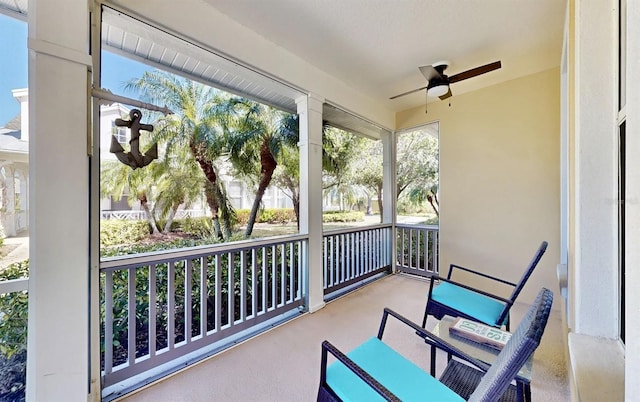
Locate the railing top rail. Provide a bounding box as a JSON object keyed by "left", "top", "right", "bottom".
{"left": 323, "top": 223, "right": 392, "bottom": 236}
{"left": 395, "top": 223, "right": 439, "bottom": 230}
{"left": 0, "top": 277, "right": 29, "bottom": 294}
{"left": 100, "top": 233, "right": 309, "bottom": 271}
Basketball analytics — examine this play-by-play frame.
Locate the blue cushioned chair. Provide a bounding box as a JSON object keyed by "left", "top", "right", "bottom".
{"left": 422, "top": 241, "right": 547, "bottom": 330}
{"left": 317, "top": 288, "right": 553, "bottom": 402}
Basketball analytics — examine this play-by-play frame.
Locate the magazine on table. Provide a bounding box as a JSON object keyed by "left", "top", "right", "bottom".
{"left": 448, "top": 317, "right": 511, "bottom": 350}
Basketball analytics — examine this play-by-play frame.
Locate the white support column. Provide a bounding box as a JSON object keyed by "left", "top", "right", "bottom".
{"left": 381, "top": 129, "right": 396, "bottom": 224}
{"left": 297, "top": 94, "right": 326, "bottom": 313}
{"left": 5, "top": 165, "right": 16, "bottom": 237}
{"left": 381, "top": 129, "right": 397, "bottom": 271}
{"left": 625, "top": 0, "right": 640, "bottom": 396}
{"left": 26, "top": 0, "right": 91, "bottom": 400}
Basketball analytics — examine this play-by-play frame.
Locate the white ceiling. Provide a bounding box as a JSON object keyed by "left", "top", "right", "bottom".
{"left": 203, "top": 0, "right": 566, "bottom": 112}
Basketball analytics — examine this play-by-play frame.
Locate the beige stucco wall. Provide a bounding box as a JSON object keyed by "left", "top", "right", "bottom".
{"left": 397, "top": 67, "right": 561, "bottom": 307}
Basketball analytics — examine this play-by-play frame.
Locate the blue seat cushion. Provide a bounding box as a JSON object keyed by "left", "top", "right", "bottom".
{"left": 326, "top": 337, "right": 464, "bottom": 402}
{"left": 431, "top": 282, "right": 508, "bottom": 326}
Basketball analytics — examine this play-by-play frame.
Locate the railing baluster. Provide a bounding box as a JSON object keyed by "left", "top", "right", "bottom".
{"left": 271, "top": 245, "right": 276, "bottom": 310}
{"left": 423, "top": 229, "right": 429, "bottom": 273}
{"left": 340, "top": 234, "right": 345, "bottom": 284}
{"left": 417, "top": 228, "right": 422, "bottom": 271}
{"left": 252, "top": 248, "right": 258, "bottom": 318}
{"left": 228, "top": 252, "right": 235, "bottom": 326}
{"left": 323, "top": 237, "right": 328, "bottom": 288}
{"left": 297, "top": 241, "right": 302, "bottom": 300}
{"left": 149, "top": 264, "right": 157, "bottom": 358}
{"left": 240, "top": 250, "right": 246, "bottom": 322}
{"left": 409, "top": 229, "right": 414, "bottom": 270}
{"left": 433, "top": 230, "right": 439, "bottom": 273}
{"left": 347, "top": 233, "right": 356, "bottom": 279}
{"left": 215, "top": 254, "right": 222, "bottom": 331}
{"left": 168, "top": 261, "right": 175, "bottom": 350}
{"left": 374, "top": 229, "right": 378, "bottom": 270}
{"left": 289, "top": 243, "right": 294, "bottom": 303}
{"left": 262, "top": 247, "right": 267, "bottom": 313}
{"left": 128, "top": 267, "right": 136, "bottom": 365}
{"left": 200, "top": 256, "right": 206, "bottom": 337}
{"left": 105, "top": 271, "right": 114, "bottom": 374}
{"left": 280, "top": 244, "right": 285, "bottom": 307}
{"left": 185, "top": 259, "right": 192, "bottom": 343}
{"left": 329, "top": 236, "right": 334, "bottom": 286}
{"left": 367, "top": 230, "right": 372, "bottom": 273}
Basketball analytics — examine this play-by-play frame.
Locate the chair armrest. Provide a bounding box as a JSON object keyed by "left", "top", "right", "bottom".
{"left": 320, "top": 340, "right": 401, "bottom": 402}
{"left": 378, "top": 308, "right": 490, "bottom": 373}
{"left": 448, "top": 264, "right": 517, "bottom": 287}
{"left": 435, "top": 276, "right": 512, "bottom": 305}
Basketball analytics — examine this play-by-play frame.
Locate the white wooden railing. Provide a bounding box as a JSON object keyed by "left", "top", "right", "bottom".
{"left": 396, "top": 224, "right": 439, "bottom": 276}
{"left": 99, "top": 223, "right": 432, "bottom": 393}
{"left": 100, "top": 235, "right": 306, "bottom": 390}
{"left": 322, "top": 224, "right": 393, "bottom": 298}
{"left": 0, "top": 278, "right": 28, "bottom": 295}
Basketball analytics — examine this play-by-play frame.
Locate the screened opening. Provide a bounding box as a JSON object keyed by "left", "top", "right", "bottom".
{"left": 97, "top": 6, "right": 310, "bottom": 384}
{"left": 0, "top": 9, "right": 28, "bottom": 402}
{"left": 395, "top": 123, "right": 440, "bottom": 277}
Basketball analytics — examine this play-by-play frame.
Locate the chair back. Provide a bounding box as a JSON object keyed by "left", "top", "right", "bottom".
{"left": 469, "top": 287, "right": 553, "bottom": 402}
{"left": 495, "top": 241, "right": 548, "bottom": 325}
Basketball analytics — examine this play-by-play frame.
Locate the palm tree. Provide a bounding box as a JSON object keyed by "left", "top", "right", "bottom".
{"left": 152, "top": 146, "right": 206, "bottom": 233}
{"left": 126, "top": 71, "right": 234, "bottom": 239}
{"left": 226, "top": 100, "right": 299, "bottom": 237}
{"left": 100, "top": 159, "right": 161, "bottom": 234}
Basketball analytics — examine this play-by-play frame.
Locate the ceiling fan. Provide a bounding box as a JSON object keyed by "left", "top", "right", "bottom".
{"left": 390, "top": 60, "right": 502, "bottom": 101}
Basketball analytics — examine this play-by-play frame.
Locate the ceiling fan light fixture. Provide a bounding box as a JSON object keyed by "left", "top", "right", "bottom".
{"left": 427, "top": 83, "right": 449, "bottom": 97}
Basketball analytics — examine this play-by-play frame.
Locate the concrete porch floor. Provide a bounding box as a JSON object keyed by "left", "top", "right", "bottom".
{"left": 117, "top": 274, "right": 570, "bottom": 401}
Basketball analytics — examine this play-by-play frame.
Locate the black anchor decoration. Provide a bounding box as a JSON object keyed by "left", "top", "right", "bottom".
{"left": 110, "top": 109, "right": 158, "bottom": 169}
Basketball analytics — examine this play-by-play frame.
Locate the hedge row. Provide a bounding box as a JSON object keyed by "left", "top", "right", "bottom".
{"left": 100, "top": 209, "right": 366, "bottom": 247}
{"left": 322, "top": 210, "right": 365, "bottom": 222}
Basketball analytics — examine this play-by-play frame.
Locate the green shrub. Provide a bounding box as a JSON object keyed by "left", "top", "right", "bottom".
{"left": 0, "top": 260, "right": 29, "bottom": 359}
{"left": 322, "top": 211, "right": 365, "bottom": 223}
{"left": 235, "top": 210, "right": 250, "bottom": 226}
{"left": 235, "top": 208, "right": 296, "bottom": 225}
{"left": 0, "top": 223, "right": 4, "bottom": 248}
{"left": 100, "top": 220, "right": 149, "bottom": 247}
{"left": 258, "top": 208, "right": 295, "bottom": 224}
{"left": 172, "top": 217, "right": 215, "bottom": 238}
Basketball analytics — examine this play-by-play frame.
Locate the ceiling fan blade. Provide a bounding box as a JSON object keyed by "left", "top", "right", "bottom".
{"left": 449, "top": 61, "right": 501, "bottom": 84}
{"left": 419, "top": 65, "right": 441, "bottom": 81}
{"left": 438, "top": 88, "right": 453, "bottom": 100}
{"left": 389, "top": 85, "right": 428, "bottom": 100}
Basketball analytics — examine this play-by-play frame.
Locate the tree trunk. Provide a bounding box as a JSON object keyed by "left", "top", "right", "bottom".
{"left": 139, "top": 193, "right": 159, "bottom": 234}
{"left": 366, "top": 196, "right": 373, "bottom": 215}
{"left": 427, "top": 194, "right": 439, "bottom": 217}
{"left": 163, "top": 202, "right": 180, "bottom": 233}
{"left": 245, "top": 140, "right": 277, "bottom": 237}
{"left": 205, "top": 183, "right": 223, "bottom": 240}
{"left": 377, "top": 184, "right": 384, "bottom": 223}
{"left": 191, "top": 141, "right": 224, "bottom": 239}
{"left": 292, "top": 191, "right": 300, "bottom": 231}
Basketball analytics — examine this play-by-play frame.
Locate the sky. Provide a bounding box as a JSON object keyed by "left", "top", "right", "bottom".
{"left": 0, "top": 14, "right": 27, "bottom": 126}
{"left": 0, "top": 13, "right": 151, "bottom": 126}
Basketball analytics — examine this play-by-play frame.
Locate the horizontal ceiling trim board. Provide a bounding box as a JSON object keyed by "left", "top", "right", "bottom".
{"left": 0, "top": 0, "right": 27, "bottom": 20}
{"left": 101, "top": 5, "right": 305, "bottom": 114}
{"left": 323, "top": 103, "right": 388, "bottom": 140}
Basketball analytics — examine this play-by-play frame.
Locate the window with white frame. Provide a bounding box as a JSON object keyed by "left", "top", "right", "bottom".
{"left": 111, "top": 120, "right": 128, "bottom": 144}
